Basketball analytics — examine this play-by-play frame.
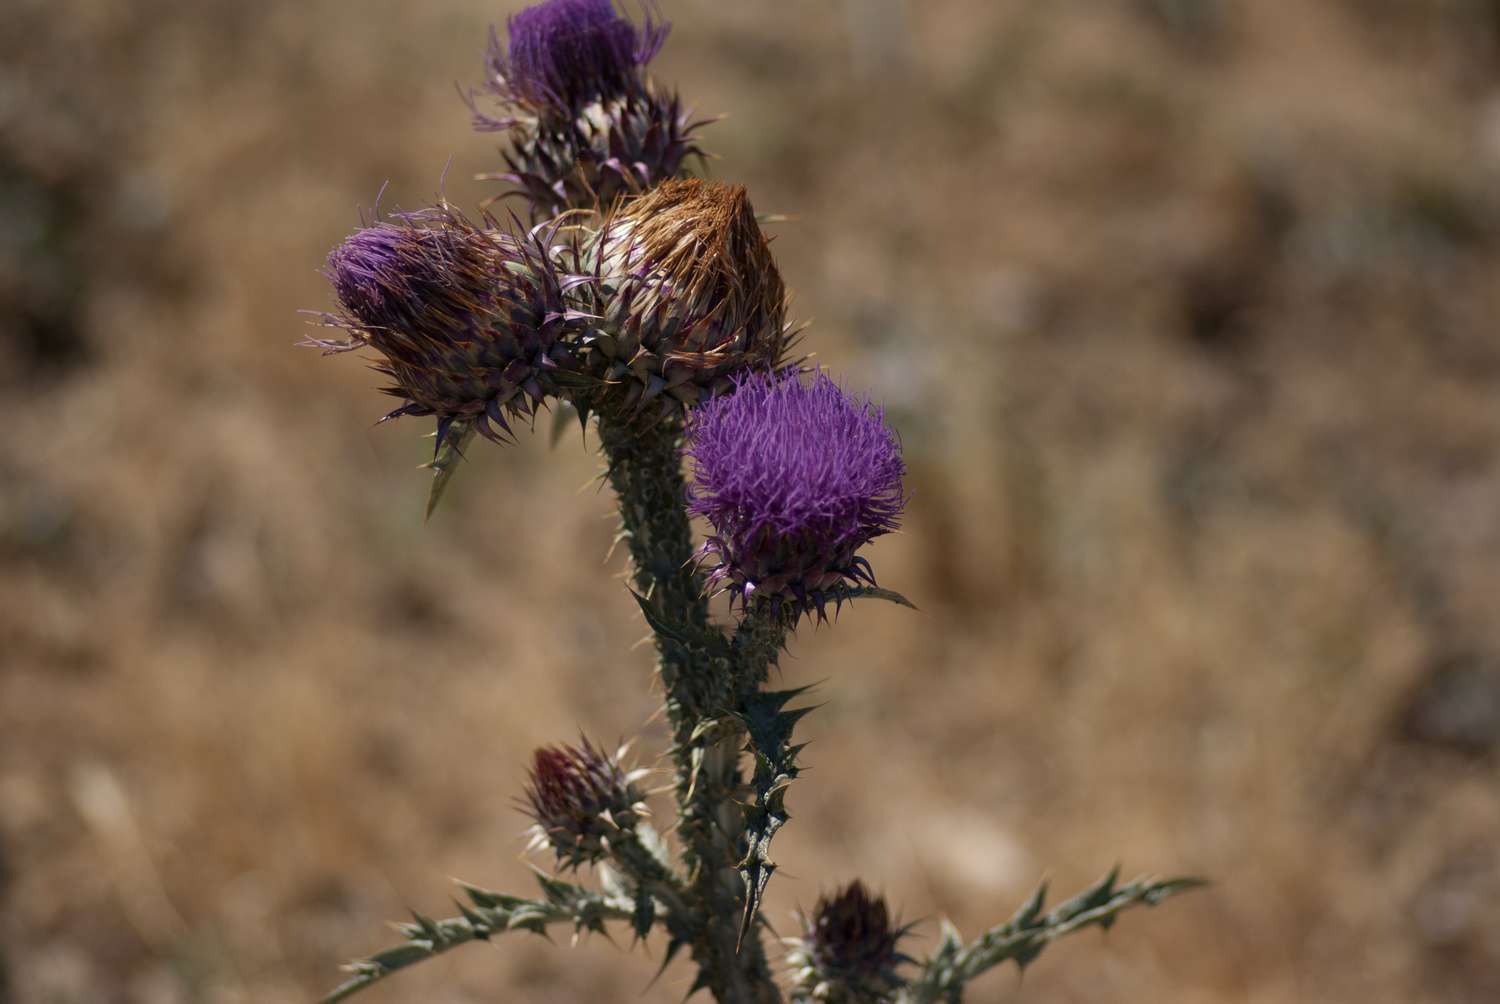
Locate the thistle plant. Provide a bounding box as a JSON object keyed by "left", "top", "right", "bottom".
{"left": 307, "top": 3, "right": 1202, "bottom": 1001}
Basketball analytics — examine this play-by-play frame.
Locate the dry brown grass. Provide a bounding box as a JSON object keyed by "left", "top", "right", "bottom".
{"left": 4, "top": 1, "right": 1500, "bottom": 1001}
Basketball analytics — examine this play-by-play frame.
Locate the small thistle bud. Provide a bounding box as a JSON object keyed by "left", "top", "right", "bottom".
{"left": 574, "top": 179, "right": 789, "bottom": 415}
{"left": 471, "top": 0, "right": 706, "bottom": 216}
{"left": 684, "top": 370, "right": 906, "bottom": 620}
{"left": 522, "top": 737, "right": 646, "bottom": 870}
{"left": 318, "top": 205, "right": 577, "bottom": 449}
{"left": 787, "top": 881, "right": 909, "bottom": 1002}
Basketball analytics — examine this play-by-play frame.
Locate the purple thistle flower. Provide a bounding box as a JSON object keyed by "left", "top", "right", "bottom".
{"left": 480, "top": 0, "right": 667, "bottom": 120}
{"left": 684, "top": 370, "right": 906, "bottom": 619}
{"left": 316, "top": 204, "right": 580, "bottom": 450}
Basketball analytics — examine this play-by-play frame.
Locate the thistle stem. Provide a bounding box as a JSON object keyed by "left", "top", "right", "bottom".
{"left": 607, "top": 828, "right": 695, "bottom": 937}
{"left": 597, "top": 414, "right": 781, "bottom": 1004}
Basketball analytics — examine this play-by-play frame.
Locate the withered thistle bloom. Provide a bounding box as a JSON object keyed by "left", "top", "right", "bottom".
{"left": 684, "top": 370, "right": 905, "bottom": 619}
{"left": 787, "top": 881, "right": 909, "bottom": 1002}
{"left": 573, "top": 179, "right": 789, "bottom": 416}
{"left": 470, "top": 0, "right": 707, "bottom": 216}
{"left": 522, "top": 737, "right": 647, "bottom": 870}
{"left": 316, "top": 205, "right": 579, "bottom": 451}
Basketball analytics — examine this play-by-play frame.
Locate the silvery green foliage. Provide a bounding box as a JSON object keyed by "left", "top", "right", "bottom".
{"left": 310, "top": 3, "right": 1201, "bottom": 1002}
{"left": 898, "top": 870, "right": 1208, "bottom": 1004}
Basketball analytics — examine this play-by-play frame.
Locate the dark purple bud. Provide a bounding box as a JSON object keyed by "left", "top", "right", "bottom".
{"left": 684, "top": 370, "right": 906, "bottom": 620}
{"left": 319, "top": 204, "right": 577, "bottom": 447}
{"left": 788, "top": 881, "right": 908, "bottom": 1001}
{"left": 522, "top": 737, "right": 645, "bottom": 869}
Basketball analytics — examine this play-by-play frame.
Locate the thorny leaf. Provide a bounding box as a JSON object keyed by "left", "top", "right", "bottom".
{"left": 319, "top": 878, "right": 635, "bottom": 1003}
{"left": 424, "top": 419, "right": 478, "bottom": 519}
{"left": 900, "top": 872, "right": 1207, "bottom": 1002}
{"left": 733, "top": 683, "right": 819, "bottom": 948}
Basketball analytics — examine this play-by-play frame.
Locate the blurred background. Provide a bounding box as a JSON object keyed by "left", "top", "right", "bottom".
{"left": 4, "top": 0, "right": 1500, "bottom": 1001}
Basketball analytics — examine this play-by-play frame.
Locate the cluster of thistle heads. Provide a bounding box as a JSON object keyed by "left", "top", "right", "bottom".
{"left": 312, "top": 0, "right": 907, "bottom": 628}
{"left": 312, "top": 0, "right": 913, "bottom": 994}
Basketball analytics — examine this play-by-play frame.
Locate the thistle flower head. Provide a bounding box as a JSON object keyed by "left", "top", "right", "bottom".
{"left": 572, "top": 180, "right": 789, "bottom": 415}
{"left": 486, "top": 0, "right": 666, "bottom": 117}
{"left": 469, "top": 2, "right": 703, "bottom": 218}
{"left": 787, "top": 881, "right": 909, "bottom": 1002}
{"left": 522, "top": 737, "right": 646, "bottom": 869}
{"left": 319, "top": 205, "right": 579, "bottom": 448}
{"left": 684, "top": 370, "right": 905, "bottom": 619}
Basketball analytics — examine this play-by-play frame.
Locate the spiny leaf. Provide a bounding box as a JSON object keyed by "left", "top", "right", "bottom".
{"left": 1010, "top": 880, "right": 1047, "bottom": 930}
{"left": 734, "top": 687, "right": 818, "bottom": 948}
{"left": 632, "top": 885, "right": 657, "bottom": 942}
{"left": 644, "top": 935, "right": 690, "bottom": 993}
{"left": 320, "top": 880, "right": 634, "bottom": 1002}
{"left": 462, "top": 882, "right": 531, "bottom": 912}
{"left": 903, "top": 872, "right": 1206, "bottom": 1002}
{"left": 1144, "top": 876, "right": 1210, "bottom": 903}
{"left": 424, "top": 419, "right": 477, "bottom": 520}
{"left": 1048, "top": 865, "right": 1120, "bottom": 925}
{"left": 368, "top": 943, "right": 433, "bottom": 970}
{"left": 629, "top": 589, "right": 700, "bottom": 647}
{"left": 839, "top": 585, "right": 918, "bottom": 610}
{"left": 551, "top": 399, "right": 592, "bottom": 447}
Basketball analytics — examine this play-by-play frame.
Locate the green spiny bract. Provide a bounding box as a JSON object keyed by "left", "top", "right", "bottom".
{"left": 522, "top": 737, "right": 650, "bottom": 870}
{"left": 563, "top": 179, "right": 791, "bottom": 420}
{"left": 786, "top": 881, "right": 911, "bottom": 1003}
{"left": 317, "top": 204, "right": 583, "bottom": 452}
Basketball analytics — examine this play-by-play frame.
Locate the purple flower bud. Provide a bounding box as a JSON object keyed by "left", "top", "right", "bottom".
{"left": 522, "top": 738, "right": 645, "bottom": 869}
{"left": 513, "top": 0, "right": 661, "bottom": 114}
{"left": 486, "top": 0, "right": 665, "bottom": 116}
{"left": 573, "top": 180, "right": 788, "bottom": 415}
{"left": 318, "top": 205, "right": 577, "bottom": 447}
{"left": 684, "top": 371, "right": 906, "bottom": 619}
{"left": 787, "top": 881, "right": 908, "bottom": 1001}
{"left": 468, "top": 2, "right": 704, "bottom": 218}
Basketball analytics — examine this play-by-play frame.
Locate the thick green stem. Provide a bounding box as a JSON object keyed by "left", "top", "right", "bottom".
{"left": 731, "top": 610, "right": 790, "bottom": 702}
{"left": 597, "top": 414, "right": 781, "bottom": 1004}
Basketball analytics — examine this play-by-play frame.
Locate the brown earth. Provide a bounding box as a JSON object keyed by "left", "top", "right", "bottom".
{"left": 4, "top": 1, "right": 1500, "bottom": 1001}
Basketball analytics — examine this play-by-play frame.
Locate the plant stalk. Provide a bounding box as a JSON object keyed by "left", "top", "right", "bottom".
{"left": 597, "top": 413, "right": 781, "bottom": 1004}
